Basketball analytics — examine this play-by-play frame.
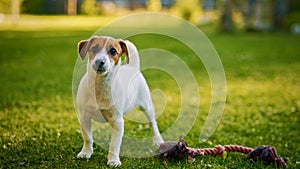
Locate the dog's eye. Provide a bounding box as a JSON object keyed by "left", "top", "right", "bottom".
{"left": 91, "top": 45, "right": 98, "bottom": 54}
{"left": 109, "top": 48, "right": 117, "bottom": 56}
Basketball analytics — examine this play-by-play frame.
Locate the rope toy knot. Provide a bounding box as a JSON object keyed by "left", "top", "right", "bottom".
{"left": 214, "top": 145, "right": 225, "bottom": 156}
{"left": 247, "top": 146, "right": 288, "bottom": 167}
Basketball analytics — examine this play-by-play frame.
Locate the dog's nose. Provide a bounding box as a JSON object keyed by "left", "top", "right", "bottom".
{"left": 95, "top": 59, "right": 105, "bottom": 67}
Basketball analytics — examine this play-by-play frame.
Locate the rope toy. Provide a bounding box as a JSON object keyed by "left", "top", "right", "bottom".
{"left": 156, "top": 136, "right": 288, "bottom": 167}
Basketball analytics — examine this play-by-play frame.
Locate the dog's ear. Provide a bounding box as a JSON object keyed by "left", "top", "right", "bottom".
{"left": 78, "top": 40, "right": 89, "bottom": 60}
{"left": 119, "top": 40, "right": 129, "bottom": 64}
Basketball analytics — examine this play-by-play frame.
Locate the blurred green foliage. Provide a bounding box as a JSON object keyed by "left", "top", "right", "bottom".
{"left": 81, "top": 0, "right": 98, "bottom": 15}
{"left": 0, "top": 0, "right": 12, "bottom": 14}
{"left": 171, "top": 0, "right": 201, "bottom": 21}
{"left": 21, "top": 0, "right": 44, "bottom": 14}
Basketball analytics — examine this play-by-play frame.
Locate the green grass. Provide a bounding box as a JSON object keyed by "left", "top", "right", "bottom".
{"left": 0, "top": 15, "right": 299, "bottom": 168}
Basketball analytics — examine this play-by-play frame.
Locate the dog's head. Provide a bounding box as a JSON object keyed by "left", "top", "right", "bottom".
{"left": 77, "top": 36, "right": 129, "bottom": 75}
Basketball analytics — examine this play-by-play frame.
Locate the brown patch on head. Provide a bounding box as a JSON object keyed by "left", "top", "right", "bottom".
{"left": 107, "top": 39, "right": 126, "bottom": 65}
{"left": 86, "top": 37, "right": 107, "bottom": 61}
{"left": 77, "top": 36, "right": 128, "bottom": 64}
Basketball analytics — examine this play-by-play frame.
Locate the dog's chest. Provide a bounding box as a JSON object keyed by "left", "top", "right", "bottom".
{"left": 94, "top": 77, "right": 114, "bottom": 110}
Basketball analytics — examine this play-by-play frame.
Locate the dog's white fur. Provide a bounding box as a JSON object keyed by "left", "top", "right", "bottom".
{"left": 76, "top": 36, "right": 164, "bottom": 167}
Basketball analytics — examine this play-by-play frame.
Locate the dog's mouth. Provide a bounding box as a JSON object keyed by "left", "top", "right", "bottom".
{"left": 96, "top": 68, "right": 107, "bottom": 74}
{"left": 92, "top": 64, "right": 108, "bottom": 75}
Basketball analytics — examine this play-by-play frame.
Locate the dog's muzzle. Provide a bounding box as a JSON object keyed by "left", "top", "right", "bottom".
{"left": 93, "top": 58, "right": 108, "bottom": 74}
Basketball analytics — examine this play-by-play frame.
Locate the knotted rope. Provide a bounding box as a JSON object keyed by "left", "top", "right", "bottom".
{"left": 156, "top": 137, "right": 288, "bottom": 167}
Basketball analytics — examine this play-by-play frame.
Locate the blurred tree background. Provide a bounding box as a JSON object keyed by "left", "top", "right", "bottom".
{"left": 0, "top": 0, "right": 300, "bottom": 32}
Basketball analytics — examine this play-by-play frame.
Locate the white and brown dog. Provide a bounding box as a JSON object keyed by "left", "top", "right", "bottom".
{"left": 76, "top": 36, "right": 164, "bottom": 167}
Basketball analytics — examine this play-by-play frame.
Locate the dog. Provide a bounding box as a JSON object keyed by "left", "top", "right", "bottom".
{"left": 75, "top": 36, "right": 164, "bottom": 167}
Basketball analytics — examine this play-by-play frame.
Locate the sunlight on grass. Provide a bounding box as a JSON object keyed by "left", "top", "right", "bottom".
{"left": 0, "top": 15, "right": 118, "bottom": 31}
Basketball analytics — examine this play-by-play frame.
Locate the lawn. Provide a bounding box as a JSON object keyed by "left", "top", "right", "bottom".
{"left": 0, "top": 15, "right": 299, "bottom": 168}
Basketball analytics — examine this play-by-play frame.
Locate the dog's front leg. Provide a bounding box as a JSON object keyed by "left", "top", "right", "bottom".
{"left": 77, "top": 114, "right": 93, "bottom": 159}
{"left": 107, "top": 117, "right": 124, "bottom": 167}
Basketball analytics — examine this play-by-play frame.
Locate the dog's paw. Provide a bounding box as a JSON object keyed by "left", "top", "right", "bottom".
{"left": 153, "top": 135, "right": 164, "bottom": 146}
{"left": 77, "top": 149, "right": 93, "bottom": 159}
{"left": 107, "top": 159, "right": 121, "bottom": 167}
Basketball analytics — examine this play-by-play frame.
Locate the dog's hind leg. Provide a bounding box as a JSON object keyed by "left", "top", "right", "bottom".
{"left": 77, "top": 114, "right": 93, "bottom": 159}
{"left": 141, "top": 102, "right": 164, "bottom": 146}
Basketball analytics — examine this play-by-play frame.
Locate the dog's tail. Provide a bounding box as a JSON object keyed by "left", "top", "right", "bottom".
{"left": 123, "top": 40, "right": 140, "bottom": 68}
